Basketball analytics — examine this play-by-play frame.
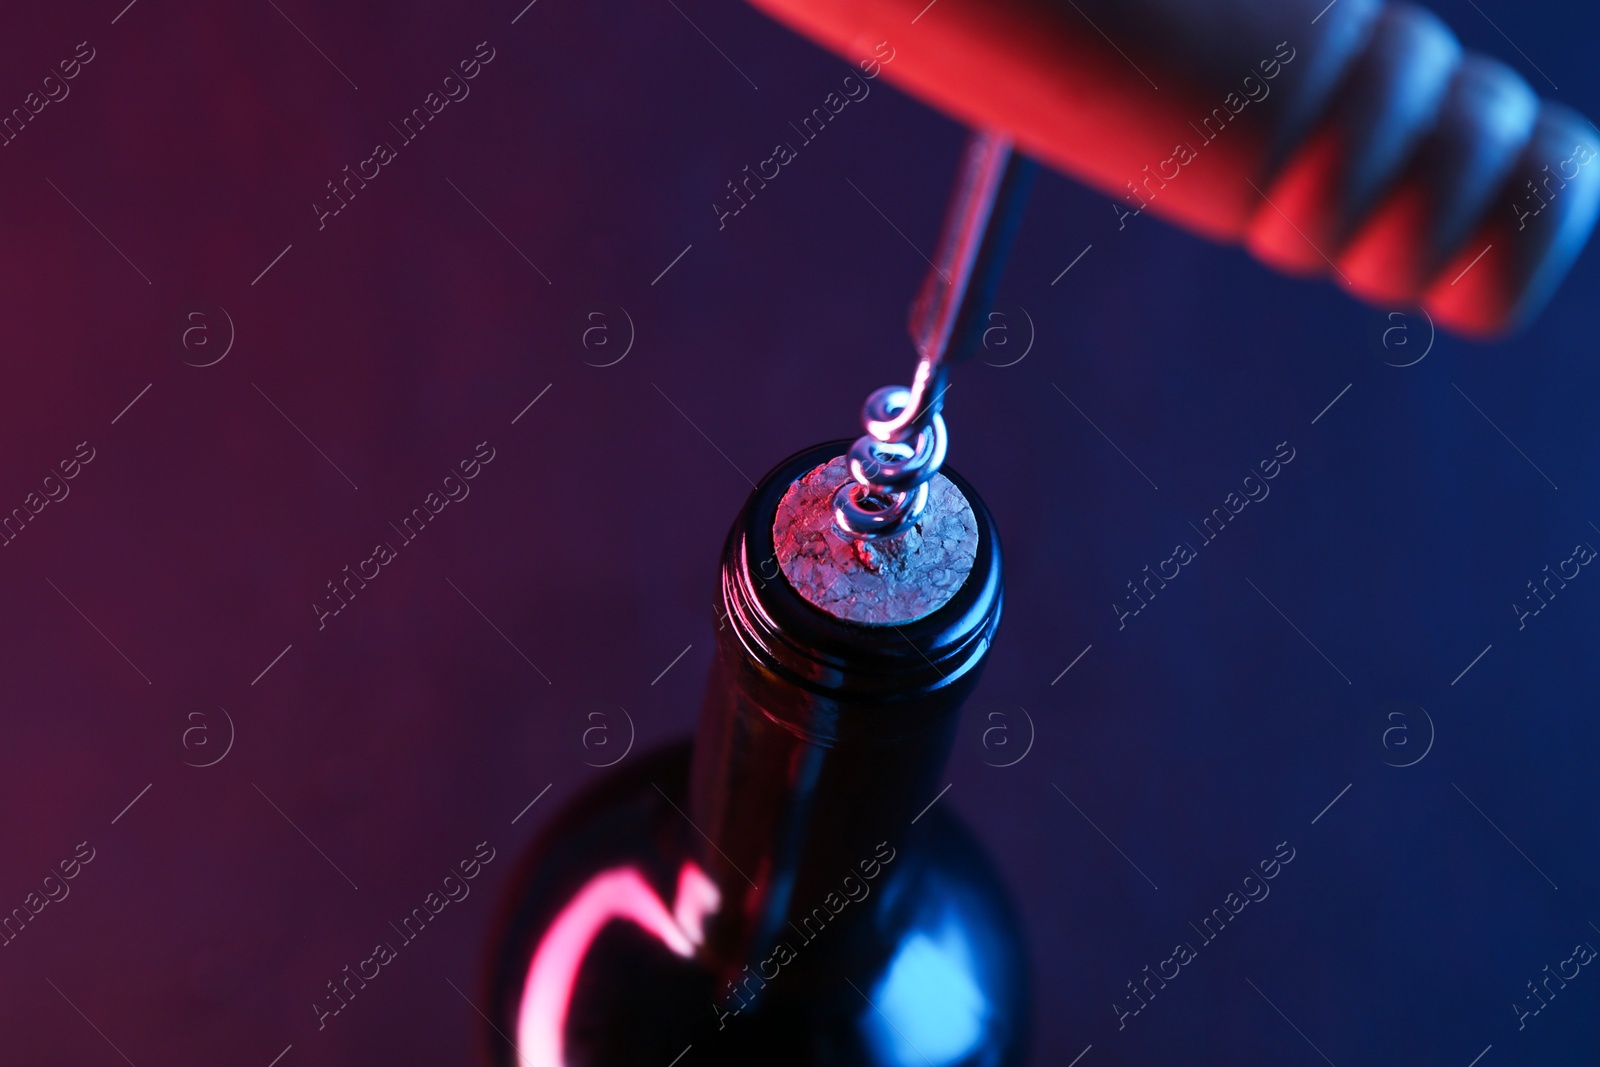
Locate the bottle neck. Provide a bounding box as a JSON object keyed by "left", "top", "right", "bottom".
{"left": 686, "top": 441, "right": 1003, "bottom": 977}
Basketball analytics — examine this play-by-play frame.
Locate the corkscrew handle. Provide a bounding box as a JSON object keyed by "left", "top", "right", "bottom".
{"left": 748, "top": 0, "right": 1599, "bottom": 337}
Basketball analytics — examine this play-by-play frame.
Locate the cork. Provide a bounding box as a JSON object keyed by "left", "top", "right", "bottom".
{"left": 773, "top": 456, "right": 979, "bottom": 626}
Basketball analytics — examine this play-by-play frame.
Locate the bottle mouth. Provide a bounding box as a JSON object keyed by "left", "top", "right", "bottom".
{"left": 717, "top": 440, "right": 1003, "bottom": 724}
{"left": 775, "top": 455, "right": 980, "bottom": 627}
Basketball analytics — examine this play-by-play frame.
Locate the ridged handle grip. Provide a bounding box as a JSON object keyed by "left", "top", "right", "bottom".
{"left": 747, "top": 0, "right": 1598, "bottom": 336}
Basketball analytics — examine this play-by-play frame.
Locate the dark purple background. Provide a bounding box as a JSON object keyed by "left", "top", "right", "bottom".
{"left": 0, "top": 1, "right": 1596, "bottom": 1064}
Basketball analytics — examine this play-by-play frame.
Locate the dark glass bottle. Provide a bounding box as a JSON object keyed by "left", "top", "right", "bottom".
{"left": 483, "top": 441, "right": 1029, "bottom": 1067}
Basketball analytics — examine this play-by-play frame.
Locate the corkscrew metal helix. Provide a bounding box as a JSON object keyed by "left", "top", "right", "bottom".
{"left": 833, "top": 131, "right": 1037, "bottom": 539}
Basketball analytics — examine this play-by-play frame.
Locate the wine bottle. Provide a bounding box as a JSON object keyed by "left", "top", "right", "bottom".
{"left": 482, "top": 440, "right": 1029, "bottom": 1066}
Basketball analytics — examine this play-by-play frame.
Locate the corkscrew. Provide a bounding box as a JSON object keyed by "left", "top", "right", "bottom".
{"left": 833, "top": 131, "right": 1036, "bottom": 539}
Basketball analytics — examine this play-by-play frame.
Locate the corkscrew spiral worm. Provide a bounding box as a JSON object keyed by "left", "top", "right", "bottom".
{"left": 834, "top": 132, "right": 1034, "bottom": 539}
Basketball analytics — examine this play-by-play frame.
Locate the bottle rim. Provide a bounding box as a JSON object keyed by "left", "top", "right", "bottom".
{"left": 718, "top": 439, "right": 1004, "bottom": 715}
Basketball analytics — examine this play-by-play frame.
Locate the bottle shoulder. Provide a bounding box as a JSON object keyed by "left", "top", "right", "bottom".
{"left": 483, "top": 744, "right": 1030, "bottom": 1066}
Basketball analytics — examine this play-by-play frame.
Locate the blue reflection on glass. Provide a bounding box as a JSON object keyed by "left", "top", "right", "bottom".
{"left": 862, "top": 915, "right": 989, "bottom": 1065}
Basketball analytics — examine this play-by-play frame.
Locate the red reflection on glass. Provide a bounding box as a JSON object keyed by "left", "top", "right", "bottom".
{"left": 515, "top": 861, "right": 720, "bottom": 1066}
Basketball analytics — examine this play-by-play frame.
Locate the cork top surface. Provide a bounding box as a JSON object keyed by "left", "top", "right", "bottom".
{"left": 772, "top": 456, "right": 979, "bottom": 626}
